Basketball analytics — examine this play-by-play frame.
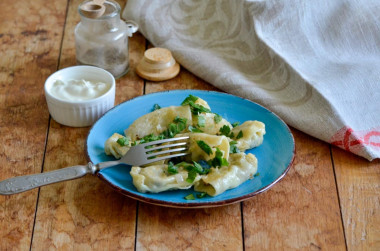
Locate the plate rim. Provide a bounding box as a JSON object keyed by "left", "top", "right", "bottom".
{"left": 85, "top": 90, "right": 295, "bottom": 208}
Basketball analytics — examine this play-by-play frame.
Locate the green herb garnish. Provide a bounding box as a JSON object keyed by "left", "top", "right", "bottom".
{"left": 138, "top": 133, "right": 165, "bottom": 144}
{"left": 197, "top": 192, "right": 207, "bottom": 198}
{"left": 174, "top": 116, "right": 187, "bottom": 124}
{"left": 197, "top": 115, "right": 206, "bottom": 127}
{"left": 152, "top": 104, "right": 161, "bottom": 111}
{"left": 181, "top": 95, "right": 199, "bottom": 105}
{"left": 174, "top": 116, "right": 187, "bottom": 132}
{"left": 236, "top": 130, "right": 243, "bottom": 139}
{"left": 192, "top": 161, "right": 203, "bottom": 173}
{"left": 254, "top": 172, "right": 260, "bottom": 177}
{"left": 167, "top": 161, "right": 210, "bottom": 183}
{"left": 229, "top": 141, "right": 240, "bottom": 153}
{"left": 208, "top": 148, "right": 229, "bottom": 168}
{"left": 214, "top": 113, "right": 222, "bottom": 124}
{"left": 132, "top": 116, "right": 187, "bottom": 145}
{"left": 162, "top": 116, "right": 187, "bottom": 138}
{"left": 188, "top": 101, "right": 211, "bottom": 115}
{"left": 181, "top": 96, "right": 211, "bottom": 115}
{"left": 193, "top": 161, "right": 209, "bottom": 174}
{"left": 196, "top": 140, "right": 213, "bottom": 155}
{"left": 116, "top": 137, "right": 129, "bottom": 146}
{"left": 232, "top": 122, "right": 240, "bottom": 127}
{"left": 219, "top": 125, "right": 231, "bottom": 137}
{"left": 188, "top": 125, "right": 203, "bottom": 133}
{"left": 186, "top": 169, "right": 198, "bottom": 183}
{"left": 184, "top": 194, "right": 195, "bottom": 200}
{"left": 167, "top": 162, "right": 178, "bottom": 174}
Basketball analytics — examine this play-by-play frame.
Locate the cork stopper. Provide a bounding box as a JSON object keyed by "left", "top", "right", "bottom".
{"left": 136, "top": 48, "right": 180, "bottom": 81}
{"left": 79, "top": 0, "right": 106, "bottom": 19}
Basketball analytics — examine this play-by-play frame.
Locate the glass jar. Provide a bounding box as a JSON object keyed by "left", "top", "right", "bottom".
{"left": 75, "top": 0, "right": 138, "bottom": 78}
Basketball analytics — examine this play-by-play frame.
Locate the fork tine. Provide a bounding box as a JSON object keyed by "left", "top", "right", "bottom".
{"left": 146, "top": 147, "right": 187, "bottom": 158}
{"left": 139, "top": 136, "right": 189, "bottom": 148}
{"left": 119, "top": 136, "right": 189, "bottom": 166}
{"left": 143, "top": 152, "right": 189, "bottom": 165}
{"left": 145, "top": 142, "right": 187, "bottom": 152}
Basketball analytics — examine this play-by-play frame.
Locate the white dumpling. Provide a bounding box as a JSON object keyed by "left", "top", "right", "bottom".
{"left": 104, "top": 133, "right": 130, "bottom": 159}
{"left": 186, "top": 133, "right": 230, "bottom": 162}
{"left": 194, "top": 97, "right": 211, "bottom": 110}
{"left": 194, "top": 112, "right": 232, "bottom": 135}
{"left": 125, "top": 105, "right": 192, "bottom": 141}
{"left": 232, "top": 121, "right": 265, "bottom": 151}
{"left": 194, "top": 153, "right": 258, "bottom": 196}
{"left": 130, "top": 164, "right": 201, "bottom": 193}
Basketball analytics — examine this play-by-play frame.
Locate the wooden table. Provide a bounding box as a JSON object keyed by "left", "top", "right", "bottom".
{"left": 1, "top": 0, "right": 379, "bottom": 250}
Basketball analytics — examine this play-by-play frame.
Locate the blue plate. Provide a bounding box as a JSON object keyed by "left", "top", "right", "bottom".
{"left": 86, "top": 90, "right": 295, "bottom": 208}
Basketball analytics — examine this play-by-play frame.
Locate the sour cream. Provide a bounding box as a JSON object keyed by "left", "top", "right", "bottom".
{"left": 49, "top": 79, "right": 111, "bottom": 101}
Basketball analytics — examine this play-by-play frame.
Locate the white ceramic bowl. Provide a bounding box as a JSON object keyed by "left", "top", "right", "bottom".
{"left": 44, "top": 66, "right": 115, "bottom": 127}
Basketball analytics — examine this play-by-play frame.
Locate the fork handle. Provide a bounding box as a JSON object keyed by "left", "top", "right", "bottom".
{"left": 0, "top": 164, "right": 93, "bottom": 195}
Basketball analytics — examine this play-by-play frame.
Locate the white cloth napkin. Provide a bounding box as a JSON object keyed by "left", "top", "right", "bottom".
{"left": 123, "top": 0, "right": 380, "bottom": 161}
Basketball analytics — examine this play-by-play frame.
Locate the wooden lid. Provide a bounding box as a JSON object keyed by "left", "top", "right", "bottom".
{"left": 136, "top": 48, "right": 180, "bottom": 81}
{"left": 144, "top": 47, "right": 173, "bottom": 64}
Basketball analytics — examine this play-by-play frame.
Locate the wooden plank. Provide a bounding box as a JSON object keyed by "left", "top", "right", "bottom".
{"left": 137, "top": 203, "right": 243, "bottom": 250}
{"left": 134, "top": 65, "right": 243, "bottom": 250}
{"left": 332, "top": 147, "right": 380, "bottom": 251}
{"left": 31, "top": 0, "right": 144, "bottom": 249}
{"left": 0, "top": 0, "right": 67, "bottom": 250}
{"left": 243, "top": 129, "right": 346, "bottom": 250}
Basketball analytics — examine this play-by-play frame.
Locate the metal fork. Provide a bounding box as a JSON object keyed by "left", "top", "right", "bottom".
{"left": 0, "top": 136, "right": 189, "bottom": 195}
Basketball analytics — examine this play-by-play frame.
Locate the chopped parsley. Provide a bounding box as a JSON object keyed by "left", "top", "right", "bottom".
{"left": 138, "top": 133, "right": 165, "bottom": 144}
{"left": 188, "top": 101, "right": 211, "bottom": 115}
{"left": 174, "top": 116, "right": 187, "bottom": 124}
{"left": 184, "top": 194, "right": 195, "bottom": 200}
{"left": 197, "top": 160, "right": 211, "bottom": 169}
{"left": 116, "top": 136, "right": 130, "bottom": 146}
{"left": 188, "top": 125, "right": 203, "bottom": 133}
{"left": 163, "top": 123, "right": 179, "bottom": 138}
{"left": 236, "top": 130, "right": 243, "bottom": 139}
{"left": 208, "top": 148, "right": 229, "bottom": 168}
{"left": 219, "top": 125, "right": 231, "bottom": 137}
{"left": 186, "top": 169, "right": 198, "bottom": 183}
{"left": 232, "top": 122, "right": 240, "bottom": 127}
{"left": 193, "top": 161, "right": 210, "bottom": 174}
{"left": 254, "top": 172, "right": 260, "bottom": 177}
{"left": 181, "top": 95, "right": 199, "bottom": 105}
{"left": 162, "top": 116, "right": 187, "bottom": 138}
{"left": 214, "top": 113, "right": 222, "bottom": 123}
{"left": 196, "top": 140, "right": 213, "bottom": 155}
{"left": 197, "top": 115, "right": 206, "bottom": 127}
{"left": 197, "top": 192, "right": 207, "bottom": 198}
{"left": 229, "top": 141, "right": 240, "bottom": 153}
{"left": 219, "top": 125, "right": 243, "bottom": 140}
{"left": 167, "top": 162, "right": 178, "bottom": 174}
{"left": 185, "top": 163, "right": 205, "bottom": 183}
{"left": 185, "top": 192, "right": 207, "bottom": 200}
{"left": 169, "top": 161, "right": 210, "bottom": 183}
{"left": 131, "top": 116, "right": 187, "bottom": 145}
{"left": 181, "top": 95, "right": 211, "bottom": 115}
{"left": 152, "top": 104, "right": 161, "bottom": 111}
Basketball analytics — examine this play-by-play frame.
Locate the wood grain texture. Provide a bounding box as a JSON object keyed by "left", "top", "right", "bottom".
{"left": 137, "top": 203, "right": 243, "bottom": 250}
{"left": 332, "top": 147, "right": 380, "bottom": 251}
{"left": 0, "top": 0, "right": 66, "bottom": 250}
{"left": 31, "top": 0, "right": 143, "bottom": 250}
{"left": 243, "top": 129, "right": 346, "bottom": 250}
{"left": 0, "top": 0, "right": 379, "bottom": 250}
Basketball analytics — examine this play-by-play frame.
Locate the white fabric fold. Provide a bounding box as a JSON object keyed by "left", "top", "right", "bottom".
{"left": 123, "top": 0, "right": 380, "bottom": 160}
